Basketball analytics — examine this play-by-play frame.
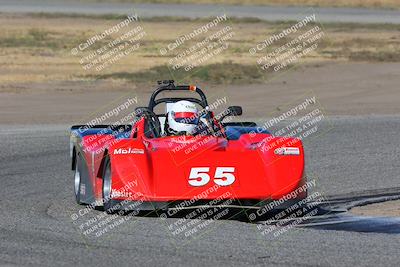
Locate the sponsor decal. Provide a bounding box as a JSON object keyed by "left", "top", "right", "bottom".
{"left": 113, "top": 148, "right": 144, "bottom": 155}
{"left": 274, "top": 147, "right": 300, "bottom": 155}
{"left": 111, "top": 189, "right": 133, "bottom": 198}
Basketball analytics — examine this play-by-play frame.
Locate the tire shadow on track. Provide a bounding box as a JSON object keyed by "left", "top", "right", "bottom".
{"left": 109, "top": 187, "right": 400, "bottom": 235}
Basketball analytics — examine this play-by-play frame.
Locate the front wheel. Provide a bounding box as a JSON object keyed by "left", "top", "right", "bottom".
{"left": 74, "top": 153, "right": 83, "bottom": 204}
{"left": 102, "top": 156, "right": 118, "bottom": 213}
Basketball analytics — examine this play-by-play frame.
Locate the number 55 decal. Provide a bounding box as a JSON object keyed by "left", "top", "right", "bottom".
{"left": 188, "top": 167, "right": 235, "bottom": 186}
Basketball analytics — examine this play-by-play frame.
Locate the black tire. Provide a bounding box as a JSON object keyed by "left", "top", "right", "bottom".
{"left": 74, "top": 153, "right": 83, "bottom": 204}
{"left": 102, "top": 156, "right": 118, "bottom": 213}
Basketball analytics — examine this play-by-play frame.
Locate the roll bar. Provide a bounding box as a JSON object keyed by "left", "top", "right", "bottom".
{"left": 148, "top": 80, "right": 208, "bottom": 111}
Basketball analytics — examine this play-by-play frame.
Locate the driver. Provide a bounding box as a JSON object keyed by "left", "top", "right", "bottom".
{"left": 165, "top": 100, "right": 200, "bottom": 136}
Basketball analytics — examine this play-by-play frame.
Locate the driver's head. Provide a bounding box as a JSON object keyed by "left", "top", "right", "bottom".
{"left": 167, "top": 100, "right": 199, "bottom": 135}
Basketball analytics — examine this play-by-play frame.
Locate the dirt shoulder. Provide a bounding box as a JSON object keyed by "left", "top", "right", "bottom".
{"left": 351, "top": 200, "right": 400, "bottom": 217}
{"left": 1, "top": 62, "right": 399, "bottom": 125}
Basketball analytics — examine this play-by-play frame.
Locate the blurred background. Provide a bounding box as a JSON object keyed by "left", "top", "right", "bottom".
{"left": 0, "top": 0, "right": 399, "bottom": 123}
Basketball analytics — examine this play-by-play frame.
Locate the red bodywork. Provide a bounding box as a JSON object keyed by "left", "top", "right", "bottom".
{"left": 79, "top": 117, "right": 306, "bottom": 204}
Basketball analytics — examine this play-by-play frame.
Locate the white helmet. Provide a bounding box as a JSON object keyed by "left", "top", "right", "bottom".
{"left": 167, "top": 100, "right": 199, "bottom": 135}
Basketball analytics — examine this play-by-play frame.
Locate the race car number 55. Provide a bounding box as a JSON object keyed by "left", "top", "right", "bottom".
{"left": 188, "top": 167, "right": 235, "bottom": 186}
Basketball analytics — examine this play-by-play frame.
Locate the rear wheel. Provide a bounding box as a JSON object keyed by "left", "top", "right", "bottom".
{"left": 102, "top": 156, "right": 118, "bottom": 213}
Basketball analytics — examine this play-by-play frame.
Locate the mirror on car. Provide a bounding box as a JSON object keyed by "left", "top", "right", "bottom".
{"left": 134, "top": 107, "right": 150, "bottom": 117}
{"left": 220, "top": 106, "right": 243, "bottom": 122}
{"left": 227, "top": 106, "right": 242, "bottom": 116}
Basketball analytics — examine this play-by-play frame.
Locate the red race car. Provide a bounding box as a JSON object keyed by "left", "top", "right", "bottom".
{"left": 70, "top": 80, "right": 306, "bottom": 214}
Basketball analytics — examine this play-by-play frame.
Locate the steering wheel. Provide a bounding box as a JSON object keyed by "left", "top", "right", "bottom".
{"left": 136, "top": 108, "right": 161, "bottom": 138}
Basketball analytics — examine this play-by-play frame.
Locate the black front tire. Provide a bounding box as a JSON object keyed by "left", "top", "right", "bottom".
{"left": 74, "top": 153, "right": 83, "bottom": 204}
{"left": 102, "top": 156, "right": 118, "bottom": 213}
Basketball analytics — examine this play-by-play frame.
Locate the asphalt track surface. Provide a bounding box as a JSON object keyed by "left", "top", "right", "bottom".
{"left": 0, "top": 116, "right": 399, "bottom": 266}
{"left": 1, "top": 0, "right": 400, "bottom": 24}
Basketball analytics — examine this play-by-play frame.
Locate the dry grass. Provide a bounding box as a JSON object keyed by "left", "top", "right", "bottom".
{"left": 0, "top": 13, "right": 399, "bottom": 87}
{"left": 86, "top": 0, "right": 400, "bottom": 9}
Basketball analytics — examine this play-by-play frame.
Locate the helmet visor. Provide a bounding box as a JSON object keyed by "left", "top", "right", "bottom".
{"left": 172, "top": 112, "right": 199, "bottom": 124}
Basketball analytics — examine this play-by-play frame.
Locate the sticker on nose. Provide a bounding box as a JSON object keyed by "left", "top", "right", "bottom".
{"left": 274, "top": 147, "right": 300, "bottom": 155}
